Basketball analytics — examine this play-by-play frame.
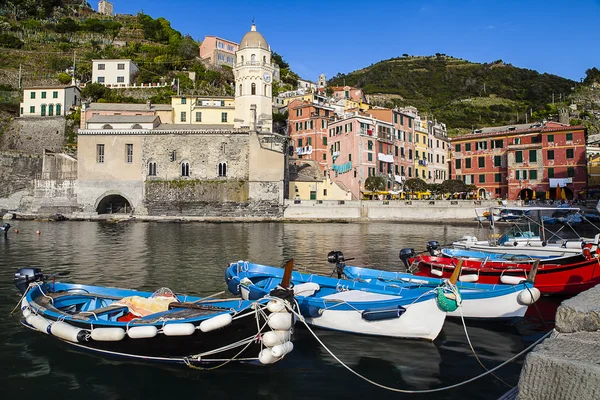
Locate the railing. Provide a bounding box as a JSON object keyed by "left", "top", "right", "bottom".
{"left": 35, "top": 172, "right": 77, "bottom": 180}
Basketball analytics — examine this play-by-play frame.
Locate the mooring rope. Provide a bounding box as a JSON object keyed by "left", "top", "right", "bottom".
{"left": 290, "top": 298, "right": 552, "bottom": 394}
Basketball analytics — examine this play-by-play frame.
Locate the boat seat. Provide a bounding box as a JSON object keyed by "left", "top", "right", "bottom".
{"left": 70, "top": 304, "right": 129, "bottom": 320}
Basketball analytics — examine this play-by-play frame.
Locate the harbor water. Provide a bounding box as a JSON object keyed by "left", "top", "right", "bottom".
{"left": 0, "top": 221, "right": 559, "bottom": 399}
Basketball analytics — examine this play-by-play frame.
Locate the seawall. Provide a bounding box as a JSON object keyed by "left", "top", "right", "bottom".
{"left": 283, "top": 199, "right": 503, "bottom": 222}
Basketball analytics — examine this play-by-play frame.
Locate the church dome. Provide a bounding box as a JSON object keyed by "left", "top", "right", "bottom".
{"left": 239, "top": 23, "right": 269, "bottom": 51}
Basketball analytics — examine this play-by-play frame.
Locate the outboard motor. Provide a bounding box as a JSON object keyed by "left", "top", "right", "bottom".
{"left": 14, "top": 268, "right": 44, "bottom": 294}
{"left": 327, "top": 251, "right": 346, "bottom": 279}
{"left": 399, "top": 248, "right": 416, "bottom": 269}
{"left": 2, "top": 223, "right": 10, "bottom": 238}
{"left": 426, "top": 240, "right": 440, "bottom": 256}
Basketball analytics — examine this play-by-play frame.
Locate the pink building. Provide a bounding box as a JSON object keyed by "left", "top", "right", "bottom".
{"left": 327, "top": 114, "right": 398, "bottom": 199}
{"left": 330, "top": 86, "right": 366, "bottom": 102}
{"left": 199, "top": 36, "right": 238, "bottom": 67}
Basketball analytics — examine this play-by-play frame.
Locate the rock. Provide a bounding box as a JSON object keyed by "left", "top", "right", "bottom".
{"left": 555, "top": 285, "right": 600, "bottom": 333}
{"left": 2, "top": 212, "right": 14, "bottom": 220}
{"left": 517, "top": 331, "right": 600, "bottom": 400}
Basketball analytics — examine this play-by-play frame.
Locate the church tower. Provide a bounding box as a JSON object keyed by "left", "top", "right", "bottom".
{"left": 234, "top": 23, "right": 274, "bottom": 133}
{"left": 318, "top": 73, "right": 326, "bottom": 89}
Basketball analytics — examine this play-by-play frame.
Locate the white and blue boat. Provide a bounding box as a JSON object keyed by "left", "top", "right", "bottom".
{"left": 225, "top": 260, "right": 454, "bottom": 340}
{"left": 13, "top": 267, "right": 295, "bottom": 366}
{"left": 341, "top": 264, "right": 540, "bottom": 320}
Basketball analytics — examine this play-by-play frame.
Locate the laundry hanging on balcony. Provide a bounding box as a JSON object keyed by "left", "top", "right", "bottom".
{"left": 332, "top": 161, "right": 352, "bottom": 174}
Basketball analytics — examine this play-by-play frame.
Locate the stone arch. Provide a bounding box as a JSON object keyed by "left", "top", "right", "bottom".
{"left": 94, "top": 191, "right": 134, "bottom": 214}
{"left": 131, "top": 123, "right": 143, "bottom": 129}
{"left": 102, "top": 124, "right": 113, "bottom": 129}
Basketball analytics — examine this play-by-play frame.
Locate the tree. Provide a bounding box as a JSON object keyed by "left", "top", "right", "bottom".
{"left": 271, "top": 52, "right": 290, "bottom": 69}
{"left": 404, "top": 178, "right": 427, "bottom": 195}
{"left": 0, "top": 33, "right": 23, "bottom": 49}
{"left": 364, "top": 176, "right": 386, "bottom": 192}
{"left": 53, "top": 17, "right": 79, "bottom": 34}
{"left": 81, "top": 83, "right": 109, "bottom": 101}
{"left": 440, "top": 179, "right": 468, "bottom": 195}
{"left": 57, "top": 72, "right": 72, "bottom": 84}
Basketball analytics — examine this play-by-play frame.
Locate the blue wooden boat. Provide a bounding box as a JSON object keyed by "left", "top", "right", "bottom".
{"left": 341, "top": 264, "right": 540, "bottom": 319}
{"left": 13, "top": 267, "right": 295, "bottom": 366}
{"left": 225, "top": 260, "right": 450, "bottom": 340}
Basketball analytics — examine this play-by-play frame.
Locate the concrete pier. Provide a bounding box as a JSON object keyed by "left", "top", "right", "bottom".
{"left": 517, "top": 284, "right": 600, "bottom": 400}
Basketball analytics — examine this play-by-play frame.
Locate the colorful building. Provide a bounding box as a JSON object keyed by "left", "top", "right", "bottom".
{"left": 330, "top": 86, "right": 366, "bottom": 102}
{"left": 288, "top": 159, "right": 352, "bottom": 200}
{"left": 287, "top": 99, "right": 334, "bottom": 170}
{"left": 171, "top": 95, "right": 235, "bottom": 126}
{"left": 199, "top": 36, "right": 238, "bottom": 67}
{"left": 19, "top": 85, "right": 81, "bottom": 118}
{"left": 428, "top": 119, "right": 449, "bottom": 184}
{"left": 450, "top": 122, "right": 587, "bottom": 200}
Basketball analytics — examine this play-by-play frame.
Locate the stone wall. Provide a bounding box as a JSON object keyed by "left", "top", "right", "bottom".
{"left": 0, "top": 150, "right": 41, "bottom": 201}
{"left": 517, "top": 284, "right": 600, "bottom": 400}
{"left": 0, "top": 116, "right": 71, "bottom": 154}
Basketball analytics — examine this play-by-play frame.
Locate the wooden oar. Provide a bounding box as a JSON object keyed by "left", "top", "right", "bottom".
{"left": 281, "top": 258, "right": 294, "bottom": 289}
{"left": 527, "top": 260, "right": 539, "bottom": 283}
{"left": 449, "top": 259, "right": 464, "bottom": 285}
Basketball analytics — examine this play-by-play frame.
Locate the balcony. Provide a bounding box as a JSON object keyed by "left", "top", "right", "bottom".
{"left": 296, "top": 145, "right": 313, "bottom": 155}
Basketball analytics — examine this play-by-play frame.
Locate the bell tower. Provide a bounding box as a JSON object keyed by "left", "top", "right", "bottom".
{"left": 234, "top": 23, "right": 274, "bottom": 133}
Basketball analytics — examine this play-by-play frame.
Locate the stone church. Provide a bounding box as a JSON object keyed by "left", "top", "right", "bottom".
{"left": 76, "top": 24, "right": 286, "bottom": 217}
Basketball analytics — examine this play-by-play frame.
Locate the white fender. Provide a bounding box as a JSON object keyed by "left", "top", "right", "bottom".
{"left": 267, "top": 312, "right": 292, "bottom": 331}
{"left": 21, "top": 298, "right": 31, "bottom": 318}
{"left": 262, "top": 330, "right": 291, "bottom": 347}
{"left": 500, "top": 275, "right": 525, "bottom": 285}
{"left": 459, "top": 274, "right": 479, "bottom": 282}
{"left": 267, "top": 299, "right": 287, "bottom": 313}
{"left": 258, "top": 348, "right": 277, "bottom": 364}
{"left": 517, "top": 287, "right": 541, "bottom": 305}
{"left": 430, "top": 269, "right": 444, "bottom": 277}
{"left": 271, "top": 341, "right": 294, "bottom": 358}
{"left": 50, "top": 321, "right": 84, "bottom": 343}
{"left": 127, "top": 325, "right": 158, "bottom": 339}
{"left": 162, "top": 323, "right": 196, "bottom": 336}
{"left": 91, "top": 327, "right": 126, "bottom": 341}
{"left": 26, "top": 314, "right": 51, "bottom": 334}
{"left": 199, "top": 313, "right": 233, "bottom": 333}
{"left": 240, "top": 286, "right": 250, "bottom": 301}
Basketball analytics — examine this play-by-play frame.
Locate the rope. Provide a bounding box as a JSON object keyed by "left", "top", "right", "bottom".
{"left": 290, "top": 299, "right": 552, "bottom": 394}
{"left": 9, "top": 283, "right": 33, "bottom": 315}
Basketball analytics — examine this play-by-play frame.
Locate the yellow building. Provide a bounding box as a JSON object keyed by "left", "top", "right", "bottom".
{"left": 414, "top": 117, "right": 429, "bottom": 181}
{"left": 171, "top": 95, "right": 235, "bottom": 125}
{"left": 588, "top": 153, "right": 600, "bottom": 187}
{"left": 288, "top": 159, "right": 352, "bottom": 200}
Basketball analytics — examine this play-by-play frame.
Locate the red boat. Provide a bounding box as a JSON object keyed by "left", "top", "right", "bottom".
{"left": 407, "top": 249, "right": 600, "bottom": 295}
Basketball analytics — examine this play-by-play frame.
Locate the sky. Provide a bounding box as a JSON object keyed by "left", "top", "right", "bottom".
{"left": 111, "top": 0, "right": 600, "bottom": 82}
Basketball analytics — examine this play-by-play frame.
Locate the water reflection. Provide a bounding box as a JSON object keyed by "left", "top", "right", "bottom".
{"left": 1, "top": 221, "right": 552, "bottom": 400}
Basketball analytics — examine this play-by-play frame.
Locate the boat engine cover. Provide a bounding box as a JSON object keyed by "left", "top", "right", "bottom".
{"left": 14, "top": 268, "right": 44, "bottom": 294}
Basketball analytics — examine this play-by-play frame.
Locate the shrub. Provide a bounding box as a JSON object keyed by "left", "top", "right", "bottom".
{"left": 0, "top": 34, "right": 24, "bottom": 49}
{"left": 57, "top": 72, "right": 72, "bottom": 84}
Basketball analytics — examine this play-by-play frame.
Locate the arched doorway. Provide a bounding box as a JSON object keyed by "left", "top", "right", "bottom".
{"left": 518, "top": 188, "right": 534, "bottom": 200}
{"left": 477, "top": 188, "right": 487, "bottom": 199}
{"left": 96, "top": 194, "right": 133, "bottom": 214}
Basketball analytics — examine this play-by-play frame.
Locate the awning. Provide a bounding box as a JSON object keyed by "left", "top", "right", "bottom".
{"left": 394, "top": 175, "right": 404, "bottom": 184}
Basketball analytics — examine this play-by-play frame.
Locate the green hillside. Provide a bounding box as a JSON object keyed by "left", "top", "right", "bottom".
{"left": 0, "top": 0, "right": 298, "bottom": 107}
{"left": 328, "top": 55, "right": 578, "bottom": 132}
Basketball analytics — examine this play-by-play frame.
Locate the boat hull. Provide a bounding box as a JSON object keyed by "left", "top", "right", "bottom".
{"left": 411, "top": 255, "right": 600, "bottom": 295}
